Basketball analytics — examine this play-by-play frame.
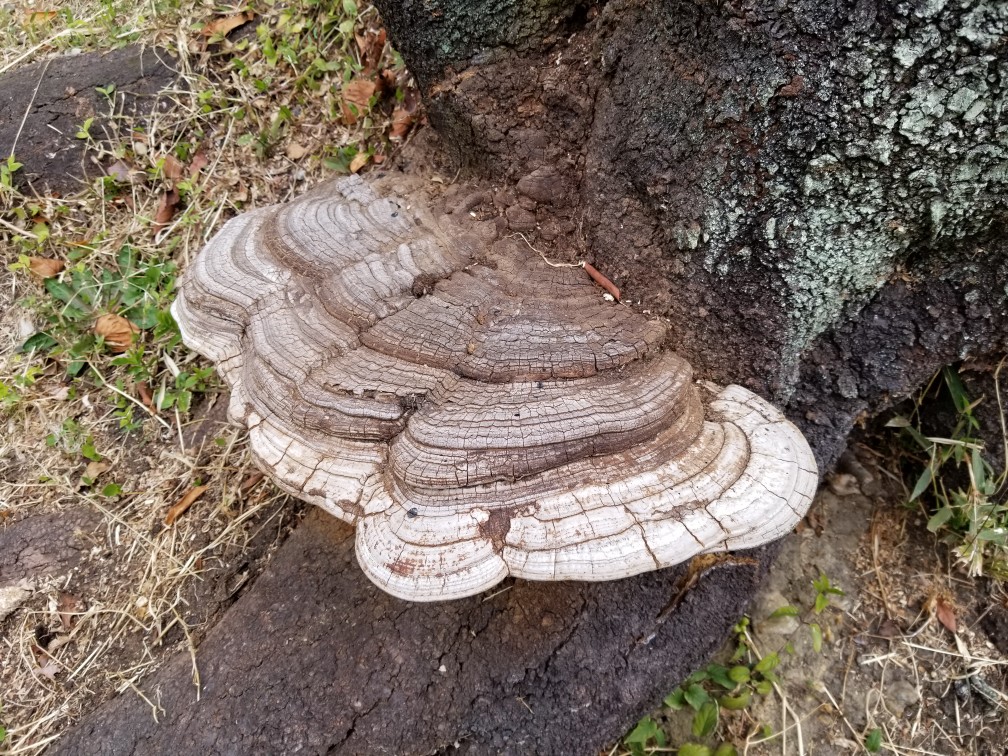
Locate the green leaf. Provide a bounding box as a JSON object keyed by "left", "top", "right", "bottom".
{"left": 718, "top": 690, "right": 751, "bottom": 710}
{"left": 692, "top": 701, "right": 718, "bottom": 738}
{"left": 713, "top": 745, "right": 737, "bottom": 756}
{"left": 753, "top": 653, "right": 779, "bottom": 676}
{"left": 768, "top": 605, "right": 799, "bottom": 619}
{"left": 101, "top": 483, "right": 122, "bottom": 497}
{"left": 909, "top": 466, "right": 933, "bottom": 501}
{"left": 727, "top": 665, "right": 750, "bottom": 684}
{"left": 885, "top": 415, "right": 910, "bottom": 428}
{"left": 683, "top": 683, "right": 710, "bottom": 711}
{"left": 664, "top": 688, "right": 687, "bottom": 710}
{"left": 624, "top": 716, "right": 660, "bottom": 746}
{"left": 944, "top": 367, "right": 970, "bottom": 413}
{"left": 810, "top": 622, "right": 823, "bottom": 653}
{"left": 865, "top": 728, "right": 882, "bottom": 753}
{"left": 754, "top": 679, "right": 773, "bottom": 696}
{"left": 342, "top": 0, "right": 358, "bottom": 15}
{"left": 678, "top": 744, "right": 712, "bottom": 756}
{"left": 707, "top": 664, "right": 735, "bottom": 690}
{"left": 81, "top": 438, "right": 102, "bottom": 462}
{"left": 814, "top": 592, "right": 829, "bottom": 614}
{"left": 20, "top": 331, "right": 58, "bottom": 352}
{"left": 927, "top": 506, "right": 954, "bottom": 532}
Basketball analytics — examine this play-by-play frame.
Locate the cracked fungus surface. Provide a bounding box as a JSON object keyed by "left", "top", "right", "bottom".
{"left": 171, "top": 174, "right": 818, "bottom": 601}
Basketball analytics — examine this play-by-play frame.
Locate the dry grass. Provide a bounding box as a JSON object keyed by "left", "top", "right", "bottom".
{"left": 0, "top": 1, "right": 417, "bottom": 751}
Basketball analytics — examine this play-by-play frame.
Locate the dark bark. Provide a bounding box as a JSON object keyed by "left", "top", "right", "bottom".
{"left": 0, "top": 46, "right": 178, "bottom": 194}
{"left": 53, "top": 2, "right": 1007, "bottom": 752}
{"left": 375, "top": 0, "right": 1008, "bottom": 471}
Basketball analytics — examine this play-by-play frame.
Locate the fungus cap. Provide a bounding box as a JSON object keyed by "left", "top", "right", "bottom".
{"left": 171, "top": 175, "right": 818, "bottom": 601}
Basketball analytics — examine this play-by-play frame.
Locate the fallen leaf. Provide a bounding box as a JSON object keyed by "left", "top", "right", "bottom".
{"left": 161, "top": 154, "right": 185, "bottom": 182}
{"left": 239, "top": 471, "right": 265, "bottom": 495}
{"left": 36, "top": 660, "right": 59, "bottom": 680}
{"left": 152, "top": 187, "right": 180, "bottom": 237}
{"left": 94, "top": 313, "right": 139, "bottom": 352}
{"left": 105, "top": 159, "right": 135, "bottom": 183}
{"left": 28, "top": 257, "right": 64, "bottom": 279}
{"left": 355, "top": 27, "right": 386, "bottom": 73}
{"left": 389, "top": 106, "right": 415, "bottom": 140}
{"left": 341, "top": 79, "right": 376, "bottom": 124}
{"left": 137, "top": 380, "right": 154, "bottom": 408}
{"left": 165, "top": 484, "right": 209, "bottom": 525}
{"left": 188, "top": 150, "right": 209, "bottom": 179}
{"left": 83, "top": 459, "right": 110, "bottom": 481}
{"left": 349, "top": 152, "right": 369, "bottom": 173}
{"left": 935, "top": 596, "right": 957, "bottom": 634}
{"left": 285, "top": 142, "right": 309, "bottom": 160}
{"left": 200, "top": 11, "right": 254, "bottom": 38}
{"left": 24, "top": 10, "right": 57, "bottom": 25}
{"left": 57, "top": 592, "right": 84, "bottom": 633}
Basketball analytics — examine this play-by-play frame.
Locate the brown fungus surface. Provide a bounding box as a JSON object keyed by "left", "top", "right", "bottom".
{"left": 172, "top": 175, "right": 817, "bottom": 601}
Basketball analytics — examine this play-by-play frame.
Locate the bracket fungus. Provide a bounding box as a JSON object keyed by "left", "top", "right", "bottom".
{"left": 172, "top": 175, "right": 818, "bottom": 601}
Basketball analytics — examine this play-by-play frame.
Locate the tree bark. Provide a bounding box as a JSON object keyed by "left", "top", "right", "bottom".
{"left": 55, "top": 3, "right": 1007, "bottom": 751}
{"left": 376, "top": 0, "right": 1008, "bottom": 469}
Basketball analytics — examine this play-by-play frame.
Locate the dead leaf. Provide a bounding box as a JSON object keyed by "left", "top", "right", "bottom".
{"left": 165, "top": 484, "right": 209, "bottom": 525}
{"left": 94, "top": 313, "right": 139, "bottom": 352}
{"left": 137, "top": 380, "right": 154, "bottom": 408}
{"left": 24, "top": 10, "right": 57, "bottom": 26}
{"left": 188, "top": 150, "right": 209, "bottom": 179}
{"left": 161, "top": 154, "right": 185, "bottom": 182}
{"left": 200, "top": 11, "right": 254, "bottom": 38}
{"left": 152, "top": 187, "right": 180, "bottom": 237}
{"left": 285, "top": 142, "right": 309, "bottom": 160}
{"left": 105, "top": 159, "right": 135, "bottom": 183}
{"left": 389, "top": 106, "right": 415, "bottom": 140}
{"left": 27, "top": 257, "right": 64, "bottom": 279}
{"left": 341, "top": 79, "right": 377, "bottom": 124}
{"left": 36, "top": 659, "right": 59, "bottom": 680}
{"left": 239, "top": 471, "right": 265, "bottom": 495}
{"left": 57, "top": 592, "right": 83, "bottom": 633}
{"left": 356, "top": 28, "right": 387, "bottom": 73}
{"left": 83, "top": 460, "right": 109, "bottom": 481}
{"left": 349, "top": 152, "right": 370, "bottom": 174}
{"left": 936, "top": 596, "right": 957, "bottom": 634}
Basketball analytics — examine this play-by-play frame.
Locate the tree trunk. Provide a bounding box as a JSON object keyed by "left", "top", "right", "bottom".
{"left": 55, "top": 2, "right": 1007, "bottom": 752}
{"left": 375, "top": 0, "right": 1008, "bottom": 469}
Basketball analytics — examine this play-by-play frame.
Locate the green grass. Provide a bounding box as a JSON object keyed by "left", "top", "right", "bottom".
{"left": 888, "top": 363, "right": 1008, "bottom": 578}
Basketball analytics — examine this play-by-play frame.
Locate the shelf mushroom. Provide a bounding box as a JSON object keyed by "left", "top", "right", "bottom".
{"left": 171, "top": 174, "right": 818, "bottom": 602}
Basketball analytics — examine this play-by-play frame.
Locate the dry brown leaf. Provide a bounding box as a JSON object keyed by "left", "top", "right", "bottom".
{"left": 153, "top": 187, "right": 180, "bottom": 237}
{"left": 189, "top": 150, "right": 209, "bottom": 179}
{"left": 162, "top": 154, "right": 185, "bottom": 182}
{"left": 83, "top": 460, "right": 109, "bottom": 481}
{"left": 935, "top": 596, "right": 957, "bottom": 634}
{"left": 24, "top": 10, "right": 57, "bottom": 25}
{"left": 389, "top": 106, "right": 415, "bottom": 140}
{"left": 239, "top": 471, "right": 265, "bottom": 495}
{"left": 200, "top": 11, "right": 254, "bottom": 38}
{"left": 57, "top": 592, "right": 83, "bottom": 633}
{"left": 28, "top": 257, "right": 64, "bottom": 279}
{"left": 165, "top": 485, "right": 209, "bottom": 526}
{"left": 356, "top": 28, "right": 387, "bottom": 73}
{"left": 105, "top": 159, "right": 135, "bottom": 184}
{"left": 94, "top": 313, "right": 139, "bottom": 353}
{"left": 285, "top": 142, "right": 309, "bottom": 160}
{"left": 137, "top": 380, "right": 154, "bottom": 408}
{"left": 36, "top": 660, "right": 59, "bottom": 680}
{"left": 341, "top": 79, "right": 377, "bottom": 124}
{"left": 349, "top": 152, "right": 370, "bottom": 174}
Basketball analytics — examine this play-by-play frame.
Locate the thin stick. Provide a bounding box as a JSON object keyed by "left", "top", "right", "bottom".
{"left": 89, "top": 363, "right": 172, "bottom": 431}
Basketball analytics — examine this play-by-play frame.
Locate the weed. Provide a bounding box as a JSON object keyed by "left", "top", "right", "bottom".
{"left": 888, "top": 362, "right": 1008, "bottom": 578}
